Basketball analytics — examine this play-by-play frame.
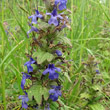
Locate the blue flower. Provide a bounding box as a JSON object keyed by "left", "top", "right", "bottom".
{"left": 28, "top": 10, "right": 43, "bottom": 24}
{"left": 27, "top": 24, "right": 39, "bottom": 38}
{"left": 46, "top": 9, "right": 63, "bottom": 26}
{"left": 43, "top": 64, "right": 61, "bottom": 80}
{"left": 55, "top": 50, "right": 62, "bottom": 56}
{"left": 19, "top": 91, "right": 29, "bottom": 109}
{"left": 96, "top": 69, "right": 100, "bottom": 74}
{"left": 21, "top": 72, "right": 31, "bottom": 90}
{"left": 55, "top": 0, "right": 67, "bottom": 10}
{"left": 49, "top": 85, "right": 62, "bottom": 101}
{"left": 24, "top": 58, "right": 36, "bottom": 73}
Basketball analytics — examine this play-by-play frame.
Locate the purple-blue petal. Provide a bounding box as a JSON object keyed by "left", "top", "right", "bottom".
{"left": 57, "top": 90, "right": 62, "bottom": 96}
{"left": 49, "top": 89, "right": 55, "bottom": 94}
{"left": 21, "top": 78, "right": 26, "bottom": 90}
{"left": 35, "top": 10, "right": 40, "bottom": 15}
{"left": 35, "top": 10, "right": 43, "bottom": 19}
{"left": 55, "top": 67, "right": 61, "bottom": 72}
{"left": 27, "top": 65, "right": 33, "bottom": 73}
{"left": 43, "top": 64, "right": 61, "bottom": 80}
{"left": 53, "top": 72, "right": 59, "bottom": 79}
{"left": 22, "top": 102, "right": 28, "bottom": 109}
{"left": 30, "top": 58, "right": 36, "bottom": 64}
{"left": 59, "top": 3, "right": 67, "bottom": 10}
{"left": 28, "top": 15, "right": 37, "bottom": 24}
{"left": 36, "top": 14, "right": 43, "bottom": 19}
{"left": 24, "top": 58, "right": 35, "bottom": 73}
{"left": 21, "top": 73, "right": 31, "bottom": 90}
{"left": 55, "top": 0, "right": 60, "bottom": 5}
{"left": 47, "top": 9, "right": 63, "bottom": 26}
{"left": 24, "top": 61, "right": 30, "bottom": 66}
{"left": 27, "top": 26, "right": 39, "bottom": 38}
{"left": 43, "top": 68, "right": 49, "bottom": 75}
{"left": 49, "top": 85, "right": 62, "bottom": 101}
{"left": 19, "top": 91, "right": 29, "bottom": 109}
{"left": 49, "top": 74, "right": 55, "bottom": 80}
{"left": 96, "top": 69, "right": 100, "bottom": 74}
{"left": 19, "top": 95, "right": 24, "bottom": 99}
{"left": 52, "top": 9, "right": 57, "bottom": 16}
{"left": 57, "top": 15, "right": 63, "bottom": 19}
{"left": 48, "top": 17, "right": 58, "bottom": 26}
{"left": 50, "top": 94, "right": 59, "bottom": 101}
{"left": 56, "top": 50, "right": 62, "bottom": 56}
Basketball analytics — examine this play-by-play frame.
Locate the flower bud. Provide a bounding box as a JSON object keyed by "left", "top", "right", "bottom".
{"left": 56, "top": 50, "right": 62, "bottom": 56}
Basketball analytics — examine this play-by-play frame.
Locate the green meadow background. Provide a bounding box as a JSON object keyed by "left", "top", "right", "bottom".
{"left": 0, "top": 0, "right": 110, "bottom": 109}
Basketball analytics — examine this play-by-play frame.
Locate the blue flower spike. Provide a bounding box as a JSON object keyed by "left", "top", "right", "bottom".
{"left": 43, "top": 64, "right": 61, "bottom": 80}
{"left": 46, "top": 9, "right": 63, "bottom": 26}
{"left": 21, "top": 72, "right": 31, "bottom": 90}
{"left": 49, "top": 85, "right": 62, "bottom": 101}
{"left": 28, "top": 10, "right": 43, "bottom": 24}
{"left": 55, "top": 0, "right": 67, "bottom": 10}
{"left": 24, "top": 58, "right": 36, "bottom": 73}
{"left": 55, "top": 50, "right": 62, "bottom": 56}
{"left": 19, "top": 91, "right": 29, "bottom": 109}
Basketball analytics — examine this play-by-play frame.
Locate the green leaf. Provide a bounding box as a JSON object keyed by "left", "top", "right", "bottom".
{"left": 18, "top": 4, "right": 29, "bottom": 14}
{"left": 57, "top": 36, "right": 72, "bottom": 47}
{"left": 37, "top": 51, "right": 47, "bottom": 64}
{"left": 68, "top": 76, "right": 82, "bottom": 103}
{"left": 33, "top": 50, "right": 54, "bottom": 64}
{"left": 58, "top": 99, "right": 75, "bottom": 110}
{"left": 42, "top": 87, "right": 49, "bottom": 100}
{"left": 46, "top": 53, "right": 54, "bottom": 62}
{"left": 91, "top": 85, "right": 102, "bottom": 92}
{"left": 64, "top": 72, "right": 72, "bottom": 83}
{"left": 89, "top": 103, "right": 105, "bottom": 110}
{"left": 0, "top": 40, "right": 25, "bottom": 68}
{"left": 0, "top": 22, "right": 10, "bottom": 50}
{"left": 80, "top": 92, "right": 91, "bottom": 99}
{"left": 28, "top": 85, "right": 49, "bottom": 105}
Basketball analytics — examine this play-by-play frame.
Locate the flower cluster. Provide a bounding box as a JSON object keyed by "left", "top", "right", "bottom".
{"left": 43, "top": 64, "right": 61, "bottom": 80}
{"left": 19, "top": 58, "right": 35, "bottom": 109}
{"left": 19, "top": 0, "right": 70, "bottom": 109}
{"left": 28, "top": 10, "right": 43, "bottom": 24}
{"left": 24, "top": 58, "right": 36, "bottom": 73}
{"left": 19, "top": 91, "right": 29, "bottom": 109}
{"left": 46, "top": 9, "right": 63, "bottom": 26}
{"left": 49, "top": 85, "right": 62, "bottom": 101}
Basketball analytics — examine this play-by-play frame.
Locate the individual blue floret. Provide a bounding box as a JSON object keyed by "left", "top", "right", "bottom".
{"left": 46, "top": 9, "right": 63, "bottom": 26}
{"left": 28, "top": 10, "right": 43, "bottom": 24}
{"left": 49, "top": 85, "right": 62, "bottom": 101}
{"left": 24, "top": 58, "right": 36, "bottom": 73}
{"left": 21, "top": 72, "right": 31, "bottom": 90}
{"left": 19, "top": 91, "right": 29, "bottom": 109}
{"left": 43, "top": 64, "right": 61, "bottom": 80}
